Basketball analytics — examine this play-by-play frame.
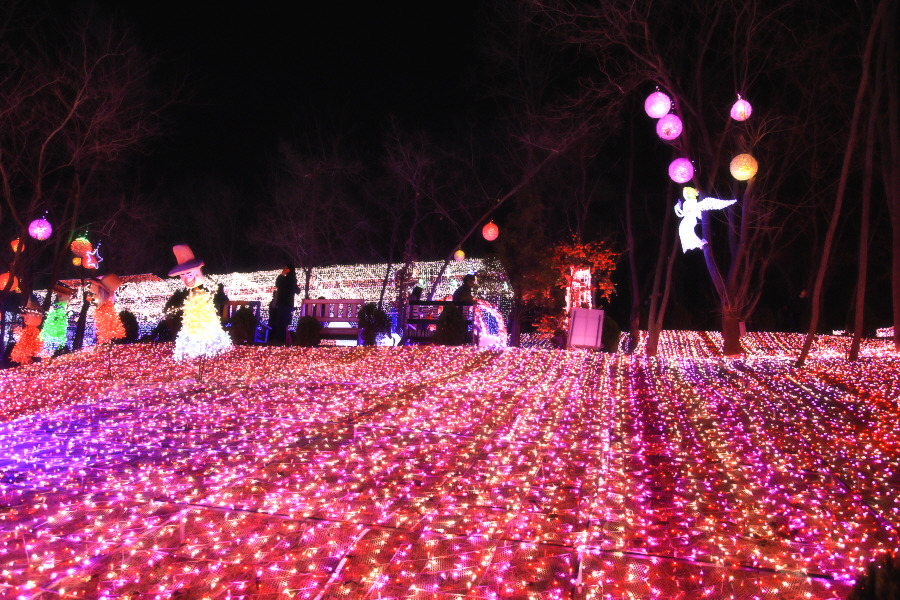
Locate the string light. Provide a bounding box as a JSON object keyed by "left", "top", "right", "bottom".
{"left": 0, "top": 332, "right": 895, "bottom": 598}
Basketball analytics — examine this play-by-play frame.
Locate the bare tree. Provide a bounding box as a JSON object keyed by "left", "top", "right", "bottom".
{"left": 0, "top": 3, "right": 173, "bottom": 356}
{"left": 533, "top": 0, "right": 859, "bottom": 355}
{"left": 251, "top": 139, "right": 368, "bottom": 298}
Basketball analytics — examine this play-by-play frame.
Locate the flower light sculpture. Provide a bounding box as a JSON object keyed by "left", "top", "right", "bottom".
{"left": 482, "top": 221, "right": 499, "bottom": 241}
{"left": 730, "top": 153, "right": 758, "bottom": 181}
{"left": 668, "top": 157, "right": 694, "bottom": 183}
{"left": 644, "top": 90, "right": 672, "bottom": 118}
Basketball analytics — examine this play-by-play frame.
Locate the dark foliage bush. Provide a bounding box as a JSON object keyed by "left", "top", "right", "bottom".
{"left": 227, "top": 307, "right": 257, "bottom": 345}
{"left": 847, "top": 552, "right": 900, "bottom": 600}
{"left": 602, "top": 315, "right": 621, "bottom": 352}
{"left": 433, "top": 304, "right": 468, "bottom": 346}
{"left": 293, "top": 316, "right": 322, "bottom": 347}
{"left": 116, "top": 310, "right": 140, "bottom": 343}
{"left": 358, "top": 303, "right": 391, "bottom": 346}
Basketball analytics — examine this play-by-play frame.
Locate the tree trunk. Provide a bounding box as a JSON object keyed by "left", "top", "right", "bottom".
{"left": 796, "top": 0, "right": 886, "bottom": 367}
{"left": 646, "top": 185, "right": 675, "bottom": 357}
{"left": 883, "top": 1, "right": 900, "bottom": 350}
{"left": 722, "top": 313, "right": 743, "bottom": 356}
{"left": 850, "top": 25, "right": 882, "bottom": 361}
{"left": 625, "top": 121, "right": 641, "bottom": 352}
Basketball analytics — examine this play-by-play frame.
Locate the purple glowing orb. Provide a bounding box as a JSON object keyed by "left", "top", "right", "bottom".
{"left": 28, "top": 218, "right": 52, "bottom": 241}
{"left": 656, "top": 114, "right": 683, "bottom": 140}
{"left": 644, "top": 91, "right": 671, "bottom": 119}
{"left": 668, "top": 158, "right": 694, "bottom": 183}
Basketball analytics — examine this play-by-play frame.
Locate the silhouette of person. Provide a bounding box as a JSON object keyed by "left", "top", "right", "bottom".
{"left": 271, "top": 264, "right": 300, "bottom": 344}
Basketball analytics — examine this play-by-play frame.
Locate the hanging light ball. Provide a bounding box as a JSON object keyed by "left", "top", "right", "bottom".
{"left": 70, "top": 237, "right": 92, "bottom": 258}
{"left": 644, "top": 91, "right": 672, "bottom": 119}
{"left": 656, "top": 114, "right": 683, "bottom": 140}
{"left": 730, "top": 153, "right": 758, "bottom": 181}
{"left": 10, "top": 238, "right": 23, "bottom": 253}
{"left": 28, "top": 217, "right": 52, "bottom": 240}
{"left": 453, "top": 249, "right": 465, "bottom": 262}
{"left": 0, "top": 272, "right": 18, "bottom": 292}
{"left": 668, "top": 158, "right": 695, "bottom": 183}
{"left": 482, "top": 221, "right": 499, "bottom": 241}
{"left": 730, "top": 95, "right": 753, "bottom": 121}
{"left": 72, "top": 256, "right": 82, "bottom": 267}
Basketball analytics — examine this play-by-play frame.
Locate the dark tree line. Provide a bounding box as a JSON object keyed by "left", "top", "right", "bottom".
{"left": 3, "top": 0, "right": 897, "bottom": 355}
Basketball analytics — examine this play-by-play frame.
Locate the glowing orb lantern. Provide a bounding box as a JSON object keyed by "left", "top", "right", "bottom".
{"left": 482, "top": 222, "right": 499, "bottom": 241}
{"left": 10, "top": 238, "right": 22, "bottom": 253}
{"left": 70, "top": 237, "right": 92, "bottom": 258}
{"left": 644, "top": 91, "right": 671, "bottom": 118}
{"left": 730, "top": 95, "right": 752, "bottom": 121}
{"left": 656, "top": 114, "right": 683, "bottom": 140}
{"left": 668, "top": 158, "right": 694, "bottom": 183}
{"left": 0, "top": 272, "right": 18, "bottom": 292}
{"left": 28, "top": 217, "right": 52, "bottom": 240}
{"left": 72, "top": 257, "right": 82, "bottom": 267}
{"left": 730, "top": 153, "right": 758, "bottom": 181}
{"left": 454, "top": 249, "right": 465, "bottom": 262}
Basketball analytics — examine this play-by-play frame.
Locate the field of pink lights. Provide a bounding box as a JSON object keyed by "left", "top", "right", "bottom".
{"left": 1, "top": 331, "right": 898, "bottom": 599}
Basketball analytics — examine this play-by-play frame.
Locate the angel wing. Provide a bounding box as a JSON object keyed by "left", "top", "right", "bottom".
{"left": 696, "top": 197, "right": 737, "bottom": 212}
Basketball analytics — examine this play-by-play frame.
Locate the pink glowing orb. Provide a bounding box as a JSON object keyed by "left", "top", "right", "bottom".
{"left": 644, "top": 91, "right": 671, "bottom": 119}
{"left": 482, "top": 222, "right": 499, "bottom": 241}
{"left": 656, "top": 114, "right": 683, "bottom": 140}
{"left": 730, "top": 96, "right": 752, "bottom": 121}
{"left": 453, "top": 249, "right": 465, "bottom": 262}
{"left": 668, "top": 158, "right": 694, "bottom": 183}
{"left": 28, "top": 218, "right": 52, "bottom": 241}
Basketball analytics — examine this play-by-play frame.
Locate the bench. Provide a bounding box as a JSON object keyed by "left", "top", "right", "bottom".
{"left": 299, "top": 298, "right": 366, "bottom": 342}
{"left": 404, "top": 300, "right": 476, "bottom": 345}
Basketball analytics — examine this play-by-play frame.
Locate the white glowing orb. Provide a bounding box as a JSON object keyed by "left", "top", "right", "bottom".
{"left": 656, "top": 114, "right": 683, "bottom": 140}
{"left": 730, "top": 153, "right": 758, "bottom": 181}
{"left": 668, "top": 158, "right": 694, "bottom": 183}
{"left": 730, "top": 96, "right": 752, "bottom": 121}
{"left": 644, "top": 91, "right": 671, "bottom": 118}
{"left": 28, "top": 218, "right": 52, "bottom": 240}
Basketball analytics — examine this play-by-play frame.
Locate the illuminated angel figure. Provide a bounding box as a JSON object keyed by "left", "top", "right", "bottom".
{"left": 674, "top": 187, "right": 736, "bottom": 252}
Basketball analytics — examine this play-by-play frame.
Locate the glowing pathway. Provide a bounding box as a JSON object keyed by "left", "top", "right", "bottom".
{"left": 0, "top": 335, "right": 897, "bottom": 598}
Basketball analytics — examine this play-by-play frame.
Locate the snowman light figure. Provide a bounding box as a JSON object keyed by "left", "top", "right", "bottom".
{"left": 168, "top": 244, "right": 232, "bottom": 362}
{"left": 674, "top": 187, "right": 737, "bottom": 253}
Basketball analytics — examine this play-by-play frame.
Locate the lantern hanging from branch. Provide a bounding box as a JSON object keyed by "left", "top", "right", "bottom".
{"left": 453, "top": 249, "right": 465, "bottom": 262}
{"left": 10, "top": 238, "right": 23, "bottom": 253}
{"left": 730, "top": 95, "right": 752, "bottom": 121}
{"left": 730, "top": 153, "right": 758, "bottom": 181}
{"left": 28, "top": 217, "right": 52, "bottom": 240}
{"left": 644, "top": 91, "right": 671, "bottom": 119}
{"left": 656, "top": 114, "right": 683, "bottom": 140}
{"left": 668, "top": 158, "right": 694, "bottom": 183}
{"left": 482, "top": 222, "right": 499, "bottom": 241}
{"left": 70, "top": 236, "right": 93, "bottom": 258}
{"left": 0, "top": 272, "right": 19, "bottom": 292}
{"left": 72, "top": 257, "right": 82, "bottom": 267}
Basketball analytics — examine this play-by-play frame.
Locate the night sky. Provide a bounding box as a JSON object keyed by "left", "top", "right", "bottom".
{"left": 99, "top": 1, "right": 480, "bottom": 181}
